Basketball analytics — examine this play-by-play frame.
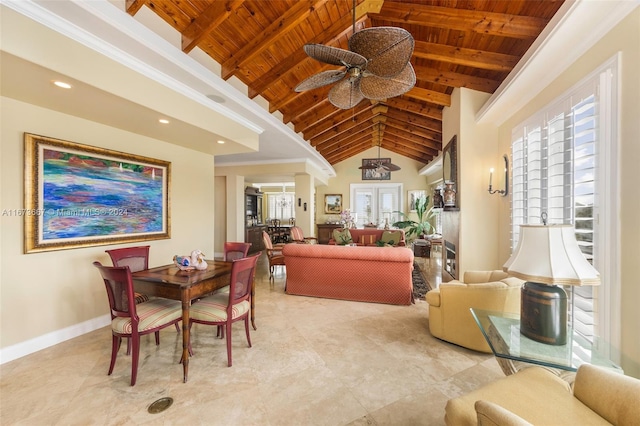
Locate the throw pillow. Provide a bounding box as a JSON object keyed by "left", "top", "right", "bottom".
{"left": 332, "top": 228, "right": 353, "bottom": 245}
{"left": 380, "top": 230, "right": 401, "bottom": 246}
{"left": 359, "top": 234, "right": 377, "bottom": 246}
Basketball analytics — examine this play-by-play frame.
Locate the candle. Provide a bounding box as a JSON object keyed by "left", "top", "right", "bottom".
{"left": 489, "top": 168, "right": 494, "bottom": 187}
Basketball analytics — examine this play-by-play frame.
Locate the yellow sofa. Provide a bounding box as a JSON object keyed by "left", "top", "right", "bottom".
{"left": 425, "top": 271, "right": 523, "bottom": 352}
{"left": 445, "top": 364, "right": 640, "bottom": 425}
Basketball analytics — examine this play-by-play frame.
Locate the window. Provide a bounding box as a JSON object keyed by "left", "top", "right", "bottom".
{"left": 350, "top": 183, "right": 402, "bottom": 227}
{"left": 266, "top": 192, "right": 295, "bottom": 221}
{"left": 510, "top": 56, "right": 619, "bottom": 356}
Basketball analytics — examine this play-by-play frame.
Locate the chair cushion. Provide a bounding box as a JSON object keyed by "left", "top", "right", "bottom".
{"left": 190, "top": 293, "right": 250, "bottom": 323}
{"left": 214, "top": 285, "right": 230, "bottom": 294}
{"left": 332, "top": 228, "right": 353, "bottom": 245}
{"left": 359, "top": 234, "right": 378, "bottom": 246}
{"left": 111, "top": 298, "right": 181, "bottom": 334}
{"left": 380, "top": 230, "right": 402, "bottom": 246}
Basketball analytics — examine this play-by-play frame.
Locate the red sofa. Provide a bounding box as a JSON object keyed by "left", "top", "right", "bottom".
{"left": 282, "top": 243, "right": 414, "bottom": 305}
{"left": 328, "top": 228, "right": 406, "bottom": 246}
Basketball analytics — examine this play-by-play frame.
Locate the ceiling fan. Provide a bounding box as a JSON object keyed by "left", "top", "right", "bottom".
{"left": 358, "top": 123, "right": 401, "bottom": 172}
{"left": 294, "top": 0, "right": 416, "bottom": 109}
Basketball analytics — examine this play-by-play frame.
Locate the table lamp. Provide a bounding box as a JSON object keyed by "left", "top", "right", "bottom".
{"left": 503, "top": 223, "right": 600, "bottom": 345}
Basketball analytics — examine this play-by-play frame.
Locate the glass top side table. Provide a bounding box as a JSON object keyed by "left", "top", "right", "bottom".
{"left": 470, "top": 308, "right": 622, "bottom": 377}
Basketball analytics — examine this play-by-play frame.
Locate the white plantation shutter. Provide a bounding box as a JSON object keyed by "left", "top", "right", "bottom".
{"left": 510, "top": 58, "right": 618, "bottom": 349}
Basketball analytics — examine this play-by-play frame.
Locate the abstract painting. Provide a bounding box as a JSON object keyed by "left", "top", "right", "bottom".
{"left": 24, "top": 133, "right": 170, "bottom": 253}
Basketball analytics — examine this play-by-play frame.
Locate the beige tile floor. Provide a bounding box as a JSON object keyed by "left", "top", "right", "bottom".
{"left": 0, "top": 251, "right": 504, "bottom": 425}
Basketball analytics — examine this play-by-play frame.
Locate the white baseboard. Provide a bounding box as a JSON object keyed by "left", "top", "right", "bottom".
{"left": 0, "top": 314, "right": 110, "bottom": 365}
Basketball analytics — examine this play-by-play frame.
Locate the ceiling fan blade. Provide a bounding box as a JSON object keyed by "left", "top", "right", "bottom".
{"left": 358, "top": 163, "right": 378, "bottom": 170}
{"left": 328, "top": 77, "right": 364, "bottom": 109}
{"left": 349, "top": 27, "right": 414, "bottom": 78}
{"left": 303, "top": 44, "right": 366, "bottom": 68}
{"left": 360, "top": 62, "right": 416, "bottom": 100}
{"left": 385, "top": 163, "right": 401, "bottom": 172}
{"left": 294, "top": 70, "right": 346, "bottom": 92}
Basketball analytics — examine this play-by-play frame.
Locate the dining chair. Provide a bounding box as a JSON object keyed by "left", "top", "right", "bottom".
{"left": 269, "top": 218, "right": 286, "bottom": 243}
{"left": 106, "top": 246, "right": 180, "bottom": 350}
{"left": 188, "top": 254, "right": 260, "bottom": 367}
{"left": 289, "top": 226, "right": 318, "bottom": 244}
{"left": 223, "top": 241, "right": 252, "bottom": 261}
{"left": 216, "top": 242, "right": 253, "bottom": 297}
{"left": 105, "top": 246, "right": 151, "bottom": 304}
{"left": 92, "top": 261, "right": 182, "bottom": 386}
{"left": 262, "top": 230, "right": 285, "bottom": 280}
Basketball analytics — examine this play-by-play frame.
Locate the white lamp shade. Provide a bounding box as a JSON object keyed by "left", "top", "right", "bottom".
{"left": 503, "top": 224, "right": 600, "bottom": 286}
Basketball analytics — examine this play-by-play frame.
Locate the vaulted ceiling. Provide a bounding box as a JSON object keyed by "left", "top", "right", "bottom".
{"left": 125, "top": 0, "right": 565, "bottom": 167}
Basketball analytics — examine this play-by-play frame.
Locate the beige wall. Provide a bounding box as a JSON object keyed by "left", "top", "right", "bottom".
{"left": 495, "top": 9, "right": 640, "bottom": 377}
{"left": 0, "top": 98, "right": 216, "bottom": 356}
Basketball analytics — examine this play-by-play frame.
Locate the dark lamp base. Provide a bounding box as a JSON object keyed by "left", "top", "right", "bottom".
{"left": 520, "top": 282, "right": 567, "bottom": 345}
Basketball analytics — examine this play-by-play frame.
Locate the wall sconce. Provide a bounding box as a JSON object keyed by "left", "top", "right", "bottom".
{"left": 298, "top": 198, "right": 302, "bottom": 207}
{"left": 488, "top": 154, "right": 509, "bottom": 196}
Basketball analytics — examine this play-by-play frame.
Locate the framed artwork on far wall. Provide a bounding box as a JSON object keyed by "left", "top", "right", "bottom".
{"left": 23, "top": 133, "right": 171, "bottom": 253}
{"left": 408, "top": 190, "right": 427, "bottom": 212}
{"left": 361, "top": 158, "right": 391, "bottom": 180}
{"left": 324, "top": 194, "right": 342, "bottom": 214}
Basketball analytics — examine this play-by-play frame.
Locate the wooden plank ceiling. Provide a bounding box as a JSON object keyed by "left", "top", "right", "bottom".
{"left": 126, "top": 0, "right": 564, "bottom": 166}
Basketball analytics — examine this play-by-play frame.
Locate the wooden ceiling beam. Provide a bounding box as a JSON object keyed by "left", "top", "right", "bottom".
{"left": 221, "top": 0, "right": 330, "bottom": 80}
{"left": 302, "top": 102, "right": 375, "bottom": 140}
{"left": 413, "top": 41, "right": 519, "bottom": 72}
{"left": 381, "top": 134, "right": 439, "bottom": 157}
{"left": 384, "top": 125, "right": 441, "bottom": 152}
{"left": 385, "top": 117, "right": 442, "bottom": 145}
{"left": 181, "top": 0, "right": 246, "bottom": 53}
{"left": 281, "top": 89, "right": 333, "bottom": 123}
{"left": 313, "top": 120, "right": 374, "bottom": 150}
{"left": 290, "top": 100, "right": 341, "bottom": 131}
{"left": 381, "top": 140, "right": 436, "bottom": 162}
{"left": 125, "top": 0, "right": 146, "bottom": 15}
{"left": 405, "top": 87, "right": 451, "bottom": 107}
{"left": 413, "top": 64, "right": 500, "bottom": 94}
{"left": 320, "top": 131, "right": 372, "bottom": 158}
{"left": 310, "top": 111, "right": 375, "bottom": 147}
{"left": 383, "top": 98, "right": 442, "bottom": 121}
{"left": 386, "top": 108, "right": 442, "bottom": 133}
{"left": 379, "top": 2, "right": 548, "bottom": 39}
{"left": 324, "top": 140, "right": 372, "bottom": 164}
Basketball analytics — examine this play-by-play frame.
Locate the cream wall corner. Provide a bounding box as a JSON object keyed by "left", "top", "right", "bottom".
{"left": 0, "top": 98, "right": 216, "bottom": 361}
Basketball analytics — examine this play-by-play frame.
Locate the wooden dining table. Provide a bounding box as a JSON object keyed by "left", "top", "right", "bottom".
{"left": 131, "top": 259, "right": 234, "bottom": 383}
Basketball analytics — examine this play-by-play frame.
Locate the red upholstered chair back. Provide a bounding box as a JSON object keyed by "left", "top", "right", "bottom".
{"left": 228, "top": 254, "right": 260, "bottom": 308}
{"left": 262, "top": 231, "right": 274, "bottom": 250}
{"left": 93, "top": 261, "right": 139, "bottom": 323}
{"left": 224, "top": 242, "right": 252, "bottom": 261}
{"left": 105, "top": 246, "right": 150, "bottom": 273}
{"left": 290, "top": 226, "right": 304, "bottom": 241}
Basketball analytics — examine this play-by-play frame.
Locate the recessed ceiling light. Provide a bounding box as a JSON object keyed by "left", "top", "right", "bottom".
{"left": 53, "top": 80, "right": 72, "bottom": 89}
{"left": 217, "top": 140, "right": 225, "bottom": 144}
{"left": 158, "top": 119, "right": 170, "bottom": 124}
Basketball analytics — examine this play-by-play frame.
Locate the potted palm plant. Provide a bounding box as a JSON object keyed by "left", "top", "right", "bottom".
{"left": 392, "top": 195, "right": 435, "bottom": 239}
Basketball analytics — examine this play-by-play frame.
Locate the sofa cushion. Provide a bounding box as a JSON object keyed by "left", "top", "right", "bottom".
{"left": 380, "top": 230, "right": 402, "bottom": 246}
{"left": 332, "top": 228, "right": 353, "bottom": 245}
{"left": 359, "top": 234, "right": 378, "bottom": 246}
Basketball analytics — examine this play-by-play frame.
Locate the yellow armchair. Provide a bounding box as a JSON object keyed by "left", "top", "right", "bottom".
{"left": 426, "top": 271, "right": 523, "bottom": 352}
